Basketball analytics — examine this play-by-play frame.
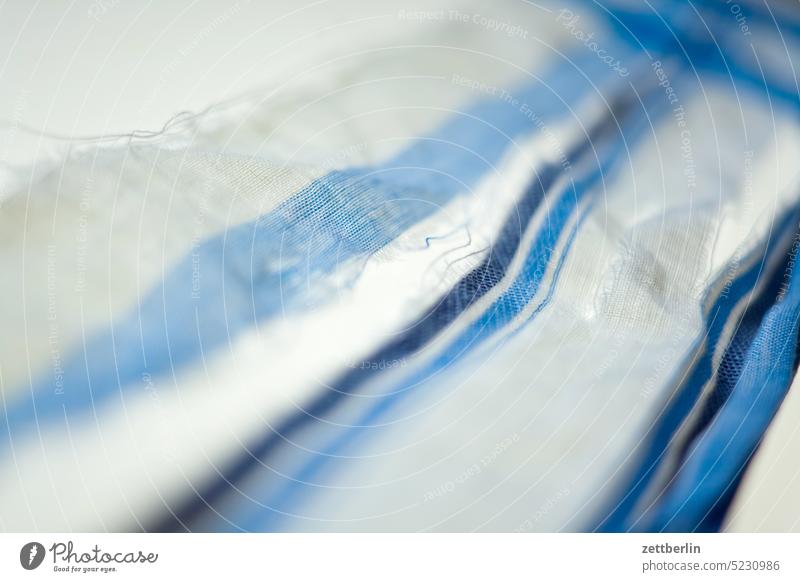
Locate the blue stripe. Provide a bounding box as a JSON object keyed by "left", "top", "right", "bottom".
{"left": 674, "top": 244, "right": 796, "bottom": 464}
{"left": 585, "top": 0, "right": 800, "bottom": 531}
{"left": 621, "top": 0, "right": 800, "bottom": 40}
{"left": 595, "top": 208, "right": 799, "bottom": 531}
{"left": 587, "top": 0, "right": 800, "bottom": 108}
{"left": 681, "top": 0, "right": 800, "bottom": 40}
{"left": 2, "top": 46, "right": 638, "bottom": 441}
{"left": 640, "top": 220, "right": 800, "bottom": 531}
{"left": 164, "top": 68, "right": 677, "bottom": 532}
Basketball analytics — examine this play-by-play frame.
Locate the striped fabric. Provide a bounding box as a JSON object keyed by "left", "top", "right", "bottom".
{"left": 1, "top": 0, "right": 799, "bottom": 532}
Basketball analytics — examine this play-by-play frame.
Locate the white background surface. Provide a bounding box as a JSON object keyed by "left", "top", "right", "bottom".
{"left": 0, "top": 0, "right": 342, "bottom": 137}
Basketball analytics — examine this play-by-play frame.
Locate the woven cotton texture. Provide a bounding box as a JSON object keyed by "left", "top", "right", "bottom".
{"left": 1, "top": 0, "right": 799, "bottom": 533}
